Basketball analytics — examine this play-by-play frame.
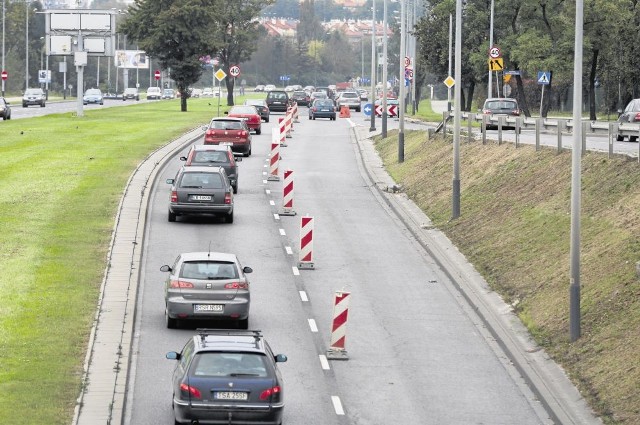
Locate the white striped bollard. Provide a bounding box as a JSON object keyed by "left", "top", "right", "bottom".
{"left": 285, "top": 107, "right": 293, "bottom": 138}
{"left": 280, "top": 169, "right": 296, "bottom": 216}
{"left": 297, "top": 216, "right": 314, "bottom": 269}
{"left": 278, "top": 117, "right": 287, "bottom": 147}
{"left": 268, "top": 141, "right": 280, "bottom": 181}
{"left": 293, "top": 102, "right": 300, "bottom": 123}
{"left": 326, "top": 291, "right": 350, "bottom": 360}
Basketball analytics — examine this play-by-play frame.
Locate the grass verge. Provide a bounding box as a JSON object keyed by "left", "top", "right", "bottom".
{"left": 0, "top": 98, "right": 235, "bottom": 424}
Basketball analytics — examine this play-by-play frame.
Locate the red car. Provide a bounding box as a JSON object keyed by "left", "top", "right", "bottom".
{"left": 203, "top": 117, "right": 252, "bottom": 156}
{"left": 226, "top": 105, "right": 262, "bottom": 135}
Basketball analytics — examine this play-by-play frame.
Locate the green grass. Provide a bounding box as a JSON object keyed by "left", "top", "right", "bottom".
{"left": 0, "top": 98, "right": 236, "bottom": 424}
{"left": 375, "top": 130, "right": 640, "bottom": 424}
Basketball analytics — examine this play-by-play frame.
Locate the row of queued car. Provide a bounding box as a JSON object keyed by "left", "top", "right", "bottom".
{"left": 161, "top": 97, "right": 287, "bottom": 425}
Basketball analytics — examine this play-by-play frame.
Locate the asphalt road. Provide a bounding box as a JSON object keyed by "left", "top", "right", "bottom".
{"left": 123, "top": 108, "right": 551, "bottom": 424}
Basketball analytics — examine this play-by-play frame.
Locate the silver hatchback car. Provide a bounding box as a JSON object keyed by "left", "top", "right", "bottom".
{"left": 160, "top": 252, "right": 253, "bottom": 329}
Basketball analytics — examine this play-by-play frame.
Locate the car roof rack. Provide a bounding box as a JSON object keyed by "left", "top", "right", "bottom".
{"left": 196, "top": 329, "right": 262, "bottom": 343}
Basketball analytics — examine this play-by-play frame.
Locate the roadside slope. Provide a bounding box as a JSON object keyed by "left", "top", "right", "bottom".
{"left": 375, "top": 131, "right": 640, "bottom": 424}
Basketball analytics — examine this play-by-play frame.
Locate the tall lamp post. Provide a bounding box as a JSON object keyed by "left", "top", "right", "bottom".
{"left": 397, "top": 0, "right": 406, "bottom": 163}
{"left": 2, "top": 0, "right": 6, "bottom": 96}
{"left": 25, "top": 2, "right": 29, "bottom": 90}
{"left": 369, "top": 0, "right": 376, "bottom": 132}
{"left": 488, "top": 0, "right": 494, "bottom": 98}
{"left": 381, "top": 0, "right": 388, "bottom": 138}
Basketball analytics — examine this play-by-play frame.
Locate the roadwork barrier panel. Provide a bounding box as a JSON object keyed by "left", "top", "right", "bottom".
{"left": 280, "top": 169, "right": 296, "bottom": 216}
{"left": 298, "top": 216, "right": 314, "bottom": 269}
{"left": 326, "top": 291, "right": 350, "bottom": 360}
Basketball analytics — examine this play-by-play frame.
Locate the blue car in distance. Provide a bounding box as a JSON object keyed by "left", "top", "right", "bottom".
{"left": 83, "top": 88, "right": 104, "bottom": 105}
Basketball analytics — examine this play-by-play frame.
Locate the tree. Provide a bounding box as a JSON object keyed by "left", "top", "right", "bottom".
{"left": 120, "top": 0, "right": 224, "bottom": 111}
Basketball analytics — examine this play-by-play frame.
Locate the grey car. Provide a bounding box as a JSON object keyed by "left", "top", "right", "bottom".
{"left": 617, "top": 98, "right": 640, "bottom": 142}
{"left": 160, "top": 252, "right": 253, "bottom": 329}
{"left": 22, "top": 88, "right": 46, "bottom": 107}
{"left": 166, "top": 166, "right": 234, "bottom": 223}
{"left": 180, "top": 144, "right": 241, "bottom": 193}
{"left": 481, "top": 97, "right": 520, "bottom": 130}
{"left": 308, "top": 99, "right": 336, "bottom": 120}
{"left": 83, "top": 88, "right": 104, "bottom": 105}
{"left": 337, "top": 91, "right": 361, "bottom": 111}
{"left": 165, "top": 330, "right": 287, "bottom": 424}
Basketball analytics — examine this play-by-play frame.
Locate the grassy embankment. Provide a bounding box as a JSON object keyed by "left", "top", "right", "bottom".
{"left": 376, "top": 99, "right": 640, "bottom": 424}
{"left": 0, "top": 97, "right": 236, "bottom": 424}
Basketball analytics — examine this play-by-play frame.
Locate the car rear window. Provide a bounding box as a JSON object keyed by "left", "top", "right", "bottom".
{"left": 190, "top": 352, "right": 268, "bottom": 377}
{"left": 210, "top": 120, "right": 243, "bottom": 130}
{"left": 267, "top": 92, "right": 287, "bottom": 100}
{"left": 193, "top": 151, "right": 229, "bottom": 164}
{"left": 180, "top": 261, "right": 238, "bottom": 280}
{"left": 486, "top": 100, "right": 517, "bottom": 110}
{"left": 315, "top": 100, "right": 333, "bottom": 107}
{"left": 179, "top": 172, "right": 224, "bottom": 189}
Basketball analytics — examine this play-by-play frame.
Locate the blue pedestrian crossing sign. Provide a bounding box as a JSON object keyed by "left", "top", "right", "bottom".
{"left": 363, "top": 103, "right": 373, "bottom": 116}
{"left": 537, "top": 71, "right": 551, "bottom": 85}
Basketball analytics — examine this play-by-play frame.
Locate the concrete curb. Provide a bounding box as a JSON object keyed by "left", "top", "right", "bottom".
{"left": 350, "top": 124, "right": 602, "bottom": 425}
{"left": 72, "top": 127, "right": 204, "bottom": 425}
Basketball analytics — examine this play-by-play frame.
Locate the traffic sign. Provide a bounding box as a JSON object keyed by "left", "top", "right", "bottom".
{"left": 363, "top": 103, "right": 373, "bottom": 116}
{"left": 374, "top": 104, "right": 398, "bottom": 117}
{"left": 444, "top": 76, "right": 455, "bottom": 88}
{"left": 489, "top": 45, "right": 501, "bottom": 59}
{"left": 215, "top": 68, "right": 227, "bottom": 81}
{"left": 488, "top": 58, "right": 504, "bottom": 71}
{"left": 154, "top": 70, "right": 161, "bottom": 80}
{"left": 404, "top": 56, "right": 411, "bottom": 67}
{"left": 405, "top": 68, "right": 414, "bottom": 80}
{"left": 537, "top": 71, "right": 551, "bottom": 85}
{"left": 229, "top": 65, "right": 240, "bottom": 78}
{"left": 1, "top": 70, "right": 8, "bottom": 81}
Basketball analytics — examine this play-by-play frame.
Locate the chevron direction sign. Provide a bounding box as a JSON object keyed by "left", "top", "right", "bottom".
{"left": 375, "top": 104, "right": 398, "bottom": 117}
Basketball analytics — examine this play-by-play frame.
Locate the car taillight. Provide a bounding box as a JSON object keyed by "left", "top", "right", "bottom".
{"left": 224, "top": 192, "right": 232, "bottom": 204}
{"left": 170, "top": 280, "right": 194, "bottom": 288}
{"left": 227, "top": 151, "right": 235, "bottom": 164}
{"left": 207, "top": 130, "right": 216, "bottom": 136}
{"left": 170, "top": 191, "right": 178, "bottom": 203}
{"left": 259, "top": 386, "right": 281, "bottom": 401}
{"left": 240, "top": 131, "right": 247, "bottom": 137}
{"left": 180, "top": 383, "right": 201, "bottom": 399}
{"left": 483, "top": 109, "right": 491, "bottom": 114}
{"left": 312, "top": 107, "right": 317, "bottom": 112}
{"left": 634, "top": 112, "right": 640, "bottom": 121}
{"left": 513, "top": 109, "right": 521, "bottom": 116}
{"left": 224, "top": 282, "right": 248, "bottom": 289}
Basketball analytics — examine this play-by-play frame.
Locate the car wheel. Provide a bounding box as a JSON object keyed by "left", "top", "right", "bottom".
{"left": 226, "top": 211, "right": 234, "bottom": 224}
{"left": 41, "top": 102, "right": 45, "bottom": 107}
{"left": 238, "top": 317, "right": 249, "bottom": 329}
{"left": 265, "top": 118, "right": 269, "bottom": 123}
{"left": 165, "top": 307, "right": 177, "bottom": 329}
{"left": 309, "top": 115, "right": 312, "bottom": 120}
{"left": 22, "top": 103, "right": 27, "bottom": 108}
{"left": 256, "top": 127, "right": 262, "bottom": 135}
{"left": 631, "top": 136, "right": 639, "bottom": 143}
{"left": 616, "top": 134, "right": 624, "bottom": 142}
{"left": 357, "top": 107, "right": 361, "bottom": 112}
{"left": 312, "top": 116, "right": 316, "bottom": 120}
{"left": 83, "top": 103, "right": 87, "bottom": 106}
{"left": 100, "top": 102, "right": 104, "bottom": 105}
{"left": 168, "top": 210, "right": 176, "bottom": 222}
{"left": 233, "top": 185, "right": 238, "bottom": 194}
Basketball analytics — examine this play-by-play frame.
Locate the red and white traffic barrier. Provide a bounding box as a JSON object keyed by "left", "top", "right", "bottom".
{"left": 280, "top": 169, "right": 296, "bottom": 216}
{"left": 326, "top": 291, "right": 351, "bottom": 360}
{"left": 297, "top": 216, "right": 314, "bottom": 269}
{"left": 278, "top": 117, "right": 287, "bottom": 146}
{"left": 285, "top": 107, "right": 293, "bottom": 138}
{"left": 268, "top": 140, "right": 280, "bottom": 181}
{"left": 292, "top": 102, "right": 300, "bottom": 123}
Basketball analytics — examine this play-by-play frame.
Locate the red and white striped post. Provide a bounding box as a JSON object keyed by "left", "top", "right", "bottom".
{"left": 297, "top": 216, "right": 314, "bottom": 269}
{"left": 285, "top": 107, "right": 293, "bottom": 138}
{"left": 278, "top": 117, "right": 287, "bottom": 147}
{"left": 268, "top": 141, "right": 280, "bottom": 181}
{"left": 280, "top": 169, "right": 296, "bottom": 216}
{"left": 292, "top": 102, "right": 300, "bottom": 123}
{"left": 326, "top": 291, "right": 351, "bottom": 360}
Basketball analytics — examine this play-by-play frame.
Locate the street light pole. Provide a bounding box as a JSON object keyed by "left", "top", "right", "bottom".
{"left": 2, "top": 0, "right": 5, "bottom": 96}
{"left": 25, "top": 1, "right": 29, "bottom": 90}
{"left": 398, "top": 0, "right": 406, "bottom": 163}
{"left": 369, "top": 0, "right": 376, "bottom": 132}
{"left": 452, "top": 0, "right": 462, "bottom": 219}
{"left": 488, "top": 0, "right": 494, "bottom": 98}
{"left": 381, "top": 0, "right": 388, "bottom": 138}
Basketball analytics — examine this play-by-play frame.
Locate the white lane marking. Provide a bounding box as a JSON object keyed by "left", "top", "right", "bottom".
{"left": 273, "top": 214, "right": 280, "bottom": 220}
{"left": 263, "top": 163, "right": 268, "bottom": 168}
{"left": 299, "top": 290, "right": 308, "bottom": 302}
{"left": 269, "top": 200, "right": 275, "bottom": 206}
{"left": 262, "top": 179, "right": 268, "bottom": 184}
{"left": 308, "top": 319, "right": 318, "bottom": 332}
{"left": 285, "top": 246, "right": 293, "bottom": 255}
{"left": 265, "top": 189, "right": 271, "bottom": 195}
{"left": 331, "top": 396, "right": 345, "bottom": 415}
{"left": 319, "top": 355, "right": 330, "bottom": 370}
{"left": 262, "top": 171, "right": 267, "bottom": 175}
{"left": 292, "top": 266, "right": 300, "bottom": 275}
{"left": 279, "top": 228, "right": 286, "bottom": 236}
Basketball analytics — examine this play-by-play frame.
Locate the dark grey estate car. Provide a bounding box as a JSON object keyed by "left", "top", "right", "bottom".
{"left": 165, "top": 330, "right": 287, "bottom": 425}
{"left": 166, "top": 166, "right": 234, "bottom": 223}
{"left": 180, "top": 145, "right": 241, "bottom": 193}
{"left": 160, "top": 252, "right": 253, "bottom": 329}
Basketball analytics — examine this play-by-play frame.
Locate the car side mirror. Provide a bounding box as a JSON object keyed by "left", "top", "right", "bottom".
{"left": 166, "top": 178, "right": 175, "bottom": 185}
{"left": 202, "top": 126, "right": 208, "bottom": 131}
{"left": 179, "top": 156, "right": 187, "bottom": 161}
{"left": 243, "top": 266, "right": 253, "bottom": 274}
{"left": 166, "top": 351, "right": 180, "bottom": 360}
{"left": 275, "top": 354, "right": 288, "bottom": 363}
{"left": 160, "top": 265, "right": 172, "bottom": 272}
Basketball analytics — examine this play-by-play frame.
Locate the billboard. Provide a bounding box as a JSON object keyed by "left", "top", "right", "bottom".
{"left": 115, "top": 50, "right": 149, "bottom": 69}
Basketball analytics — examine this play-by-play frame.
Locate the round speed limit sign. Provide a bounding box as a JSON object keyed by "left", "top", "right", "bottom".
{"left": 489, "top": 46, "right": 501, "bottom": 59}
{"left": 229, "top": 65, "right": 241, "bottom": 78}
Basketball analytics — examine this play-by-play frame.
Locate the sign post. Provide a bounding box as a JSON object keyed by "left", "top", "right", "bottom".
{"left": 215, "top": 68, "right": 227, "bottom": 117}
{"left": 229, "top": 65, "right": 240, "bottom": 102}
{"left": 488, "top": 46, "right": 502, "bottom": 98}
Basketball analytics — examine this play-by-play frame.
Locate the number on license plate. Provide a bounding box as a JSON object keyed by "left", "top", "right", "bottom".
{"left": 191, "top": 195, "right": 212, "bottom": 201}
{"left": 220, "top": 142, "right": 232, "bottom": 146}
{"left": 194, "top": 304, "right": 223, "bottom": 312}
{"left": 215, "top": 391, "right": 248, "bottom": 400}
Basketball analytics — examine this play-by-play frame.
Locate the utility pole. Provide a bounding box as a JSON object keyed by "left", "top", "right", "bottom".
{"left": 369, "top": 0, "right": 377, "bottom": 132}
{"left": 452, "top": 0, "right": 462, "bottom": 218}
{"left": 381, "top": 0, "right": 388, "bottom": 138}
{"left": 398, "top": 0, "right": 406, "bottom": 163}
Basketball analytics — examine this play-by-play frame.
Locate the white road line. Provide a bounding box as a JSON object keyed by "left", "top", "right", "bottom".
{"left": 273, "top": 214, "right": 280, "bottom": 220}
{"left": 265, "top": 189, "right": 271, "bottom": 195}
{"left": 298, "top": 290, "right": 308, "bottom": 301}
{"left": 262, "top": 171, "right": 267, "bottom": 175}
{"left": 307, "top": 319, "right": 318, "bottom": 332}
{"left": 319, "top": 355, "right": 330, "bottom": 370}
{"left": 292, "top": 266, "right": 300, "bottom": 275}
{"left": 285, "top": 246, "right": 292, "bottom": 255}
{"left": 262, "top": 179, "right": 268, "bottom": 184}
{"left": 269, "top": 200, "right": 275, "bottom": 206}
{"left": 263, "top": 164, "right": 268, "bottom": 168}
{"left": 279, "top": 228, "right": 286, "bottom": 236}
{"left": 331, "top": 396, "right": 345, "bottom": 415}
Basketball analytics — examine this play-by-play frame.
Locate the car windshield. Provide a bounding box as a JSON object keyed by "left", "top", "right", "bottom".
{"left": 210, "top": 120, "right": 244, "bottom": 130}
{"left": 85, "top": 89, "right": 101, "bottom": 95}
{"left": 486, "top": 100, "right": 517, "bottom": 110}
{"left": 180, "top": 261, "right": 238, "bottom": 280}
{"left": 342, "top": 93, "right": 358, "bottom": 98}
{"left": 179, "top": 172, "right": 224, "bottom": 189}
{"left": 190, "top": 352, "right": 268, "bottom": 377}
{"left": 25, "top": 89, "right": 42, "bottom": 95}
{"left": 193, "top": 151, "right": 229, "bottom": 164}
{"left": 125, "top": 88, "right": 136, "bottom": 93}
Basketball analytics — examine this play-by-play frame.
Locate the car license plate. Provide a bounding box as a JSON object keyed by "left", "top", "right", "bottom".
{"left": 220, "top": 142, "right": 232, "bottom": 146}
{"left": 321, "top": 108, "right": 330, "bottom": 111}
{"left": 191, "top": 195, "right": 212, "bottom": 201}
{"left": 194, "top": 304, "right": 223, "bottom": 312}
{"left": 214, "top": 391, "right": 248, "bottom": 400}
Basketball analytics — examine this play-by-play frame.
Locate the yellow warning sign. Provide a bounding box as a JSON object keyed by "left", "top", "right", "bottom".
{"left": 443, "top": 76, "right": 455, "bottom": 88}
{"left": 215, "top": 68, "right": 227, "bottom": 81}
{"left": 504, "top": 74, "right": 512, "bottom": 83}
{"left": 488, "top": 58, "right": 504, "bottom": 71}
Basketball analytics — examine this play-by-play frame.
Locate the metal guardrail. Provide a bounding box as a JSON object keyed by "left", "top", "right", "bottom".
{"left": 437, "top": 111, "right": 640, "bottom": 161}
